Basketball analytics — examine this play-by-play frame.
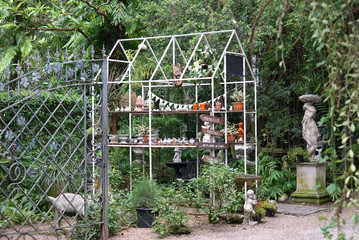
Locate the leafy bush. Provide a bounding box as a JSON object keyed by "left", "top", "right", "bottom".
{"left": 187, "top": 163, "right": 244, "bottom": 223}
{"left": 153, "top": 184, "right": 190, "bottom": 238}
{"left": 131, "top": 178, "right": 161, "bottom": 209}
{"left": 257, "top": 152, "right": 296, "bottom": 200}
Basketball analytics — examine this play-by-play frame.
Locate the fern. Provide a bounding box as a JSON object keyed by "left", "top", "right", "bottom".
{"left": 20, "top": 38, "right": 33, "bottom": 59}
{"left": 0, "top": 46, "right": 18, "bottom": 73}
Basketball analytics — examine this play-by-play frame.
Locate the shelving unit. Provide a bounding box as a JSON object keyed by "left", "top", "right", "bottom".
{"left": 106, "top": 30, "right": 257, "bottom": 185}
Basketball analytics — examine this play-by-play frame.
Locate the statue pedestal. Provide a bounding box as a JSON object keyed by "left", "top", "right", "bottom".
{"left": 291, "top": 162, "right": 330, "bottom": 205}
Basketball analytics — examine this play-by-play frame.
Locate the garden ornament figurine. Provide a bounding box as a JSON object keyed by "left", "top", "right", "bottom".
{"left": 173, "top": 147, "right": 183, "bottom": 163}
{"left": 243, "top": 189, "right": 257, "bottom": 225}
{"left": 238, "top": 122, "right": 244, "bottom": 142}
{"left": 47, "top": 193, "right": 91, "bottom": 227}
{"left": 201, "top": 121, "right": 211, "bottom": 143}
{"left": 299, "top": 94, "right": 322, "bottom": 161}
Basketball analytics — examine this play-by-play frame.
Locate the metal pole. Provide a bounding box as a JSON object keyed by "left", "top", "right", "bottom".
{"left": 101, "top": 57, "right": 109, "bottom": 240}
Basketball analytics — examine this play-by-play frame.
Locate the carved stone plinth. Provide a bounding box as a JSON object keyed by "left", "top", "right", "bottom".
{"left": 291, "top": 162, "right": 330, "bottom": 205}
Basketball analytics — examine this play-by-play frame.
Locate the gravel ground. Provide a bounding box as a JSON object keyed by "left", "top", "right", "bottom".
{"left": 110, "top": 204, "right": 359, "bottom": 240}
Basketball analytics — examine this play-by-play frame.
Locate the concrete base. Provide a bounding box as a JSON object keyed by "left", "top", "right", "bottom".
{"left": 291, "top": 162, "right": 330, "bottom": 205}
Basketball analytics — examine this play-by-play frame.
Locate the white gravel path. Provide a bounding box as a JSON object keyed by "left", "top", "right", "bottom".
{"left": 110, "top": 204, "right": 359, "bottom": 240}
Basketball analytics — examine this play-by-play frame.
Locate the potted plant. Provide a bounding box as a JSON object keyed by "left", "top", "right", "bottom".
{"left": 221, "top": 123, "right": 237, "bottom": 142}
{"left": 259, "top": 200, "right": 277, "bottom": 217}
{"left": 131, "top": 178, "right": 161, "bottom": 228}
{"left": 136, "top": 124, "right": 155, "bottom": 143}
{"left": 287, "top": 147, "right": 309, "bottom": 163}
{"left": 230, "top": 90, "right": 244, "bottom": 110}
{"left": 253, "top": 205, "right": 266, "bottom": 223}
{"left": 192, "top": 103, "right": 199, "bottom": 110}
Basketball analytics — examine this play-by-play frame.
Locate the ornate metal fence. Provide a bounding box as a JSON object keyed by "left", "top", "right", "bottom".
{"left": 0, "top": 49, "right": 109, "bottom": 239}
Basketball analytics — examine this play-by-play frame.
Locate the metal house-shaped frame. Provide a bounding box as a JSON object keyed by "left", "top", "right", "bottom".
{"left": 106, "top": 30, "right": 257, "bottom": 183}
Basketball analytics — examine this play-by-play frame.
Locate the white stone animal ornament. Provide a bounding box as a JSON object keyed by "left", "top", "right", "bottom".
{"left": 243, "top": 190, "right": 258, "bottom": 225}
{"left": 47, "top": 193, "right": 90, "bottom": 227}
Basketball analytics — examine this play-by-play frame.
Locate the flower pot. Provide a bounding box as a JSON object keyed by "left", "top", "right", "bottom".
{"left": 227, "top": 134, "right": 236, "bottom": 143}
{"left": 144, "top": 135, "right": 149, "bottom": 143}
{"left": 118, "top": 134, "right": 128, "bottom": 143}
{"left": 232, "top": 102, "right": 243, "bottom": 110}
{"left": 296, "top": 154, "right": 304, "bottom": 163}
{"left": 252, "top": 214, "right": 261, "bottom": 223}
{"left": 215, "top": 102, "right": 222, "bottom": 110}
{"left": 136, "top": 208, "right": 155, "bottom": 228}
{"left": 193, "top": 103, "right": 199, "bottom": 110}
{"left": 265, "top": 209, "right": 275, "bottom": 217}
{"left": 199, "top": 103, "right": 209, "bottom": 110}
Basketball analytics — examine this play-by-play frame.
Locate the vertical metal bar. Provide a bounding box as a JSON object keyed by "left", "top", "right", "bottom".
{"left": 254, "top": 63, "right": 258, "bottom": 190}
{"left": 224, "top": 54, "right": 228, "bottom": 165}
{"left": 243, "top": 50, "right": 247, "bottom": 195}
{"left": 101, "top": 57, "right": 109, "bottom": 240}
{"left": 195, "top": 83, "right": 199, "bottom": 178}
{"left": 129, "top": 63, "right": 133, "bottom": 190}
{"left": 83, "top": 70, "right": 88, "bottom": 224}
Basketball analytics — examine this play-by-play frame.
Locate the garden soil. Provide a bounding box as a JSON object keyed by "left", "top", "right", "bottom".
{"left": 110, "top": 203, "right": 359, "bottom": 240}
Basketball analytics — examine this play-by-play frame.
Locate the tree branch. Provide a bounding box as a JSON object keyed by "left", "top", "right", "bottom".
{"left": 21, "top": 26, "right": 102, "bottom": 53}
{"left": 248, "top": 0, "right": 273, "bottom": 68}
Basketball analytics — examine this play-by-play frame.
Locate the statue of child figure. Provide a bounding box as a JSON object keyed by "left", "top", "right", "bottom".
{"left": 243, "top": 189, "right": 258, "bottom": 225}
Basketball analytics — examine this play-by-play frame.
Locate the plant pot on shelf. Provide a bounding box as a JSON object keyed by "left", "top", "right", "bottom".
{"left": 227, "top": 134, "right": 236, "bottom": 143}
{"left": 143, "top": 135, "right": 149, "bottom": 143}
{"left": 232, "top": 102, "right": 243, "bottom": 110}
{"left": 193, "top": 103, "right": 199, "bottom": 110}
{"left": 199, "top": 103, "right": 209, "bottom": 110}
{"left": 215, "top": 102, "right": 222, "bottom": 110}
{"left": 118, "top": 134, "right": 128, "bottom": 143}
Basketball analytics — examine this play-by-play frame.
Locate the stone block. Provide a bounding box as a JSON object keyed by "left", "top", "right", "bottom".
{"left": 291, "top": 162, "right": 330, "bottom": 205}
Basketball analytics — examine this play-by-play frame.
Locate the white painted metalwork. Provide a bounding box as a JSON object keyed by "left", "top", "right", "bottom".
{"left": 107, "top": 30, "right": 257, "bottom": 185}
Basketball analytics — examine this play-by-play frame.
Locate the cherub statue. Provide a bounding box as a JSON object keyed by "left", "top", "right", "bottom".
{"left": 243, "top": 189, "right": 258, "bottom": 225}
{"left": 202, "top": 121, "right": 211, "bottom": 143}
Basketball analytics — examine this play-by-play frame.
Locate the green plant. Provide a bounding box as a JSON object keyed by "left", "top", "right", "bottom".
{"left": 153, "top": 184, "right": 190, "bottom": 238}
{"left": 254, "top": 205, "right": 266, "bottom": 219}
{"left": 221, "top": 123, "right": 237, "bottom": 135}
{"left": 287, "top": 147, "right": 309, "bottom": 163}
{"left": 135, "top": 124, "right": 155, "bottom": 136}
{"left": 257, "top": 152, "right": 296, "bottom": 200}
{"left": 131, "top": 178, "right": 161, "bottom": 209}
{"left": 230, "top": 90, "right": 244, "bottom": 102}
{"left": 187, "top": 163, "right": 243, "bottom": 223}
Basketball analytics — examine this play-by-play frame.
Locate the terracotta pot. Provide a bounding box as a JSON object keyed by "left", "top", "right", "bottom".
{"left": 200, "top": 103, "right": 209, "bottom": 110}
{"left": 232, "top": 102, "right": 243, "bottom": 110}
{"left": 193, "top": 103, "right": 199, "bottom": 110}
{"left": 227, "top": 134, "right": 236, "bottom": 142}
{"left": 144, "top": 135, "right": 149, "bottom": 143}
{"left": 215, "top": 102, "right": 221, "bottom": 110}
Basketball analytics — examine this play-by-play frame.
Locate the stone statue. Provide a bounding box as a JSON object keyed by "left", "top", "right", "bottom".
{"left": 202, "top": 121, "right": 211, "bottom": 143}
{"left": 47, "top": 193, "right": 91, "bottom": 227}
{"left": 299, "top": 94, "right": 322, "bottom": 161}
{"left": 243, "top": 189, "right": 257, "bottom": 225}
{"left": 173, "top": 147, "right": 183, "bottom": 163}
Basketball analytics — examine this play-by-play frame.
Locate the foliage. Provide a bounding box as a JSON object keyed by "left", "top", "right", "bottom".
{"left": 254, "top": 205, "right": 266, "bottom": 219}
{"left": 131, "top": 178, "right": 161, "bottom": 209}
{"left": 187, "top": 163, "right": 244, "bottom": 223}
{"left": 0, "top": 192, "right": 38, "bottom": 224}
{"left": 153, "top": 184, "right": 190, "bottom": 238}
{"left": 110, "top": 191, "right": 136, "bottom": 234}
{"left": 230, "top": 90, "right": 245, "bottom": 102}
{"left": 309, "top": 1, "right": 359, "bottom": 237}
{"left": 257, "top": 152, "right": 296, "bottom": 200}
{"left": 287, "top": 147, "right": 309, "bottom": 163}
{"left": 221, "top": 122, "right": 237, "bottom": 135}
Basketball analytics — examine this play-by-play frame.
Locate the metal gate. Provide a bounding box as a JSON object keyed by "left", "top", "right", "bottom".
{"left": 0, "top": 49, "right": 109, "bottom": 239}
